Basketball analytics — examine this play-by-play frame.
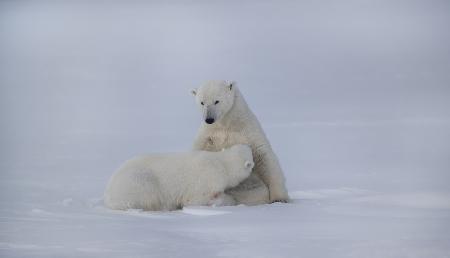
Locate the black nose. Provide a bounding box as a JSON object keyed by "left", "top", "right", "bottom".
{"left": 205, "top": 118, "right": 215, "bottom": 124}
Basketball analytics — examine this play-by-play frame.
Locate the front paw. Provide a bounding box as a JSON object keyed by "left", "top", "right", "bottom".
{"left": 269, "top": 189, "right": 290, "bottom": 203}
{"left": 270, "top": 199, "right": 289, "bottom": 204}
{"left": 208, "top": 192, "right": 236, "bottom": 206}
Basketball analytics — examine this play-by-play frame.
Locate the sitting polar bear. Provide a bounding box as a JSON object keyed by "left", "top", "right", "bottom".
{"left": 104, "top": 144, "right": 254, "bottom": 211}
{"left": 191, "top": 80, "right": 289, "bottom": 205}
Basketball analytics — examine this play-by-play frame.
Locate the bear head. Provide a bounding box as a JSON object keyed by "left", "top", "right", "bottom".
{"left": 191, "top": 80, "right": 236, "bottom": 125}
{"left": 223, "top": 144, "right": 254, "bottom": 185}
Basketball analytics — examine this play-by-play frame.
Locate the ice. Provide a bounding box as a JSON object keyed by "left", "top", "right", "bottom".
{"left": 181, "top": 207, "right": 232, "bottom": 216}
{"left": 1, "top": 0, "right": 450, "bottom": 257}
{"left": 289, "top": 187, "right": 373, "bottom": 200}
{"left": 345, "top": 192, "right": 450, "bottom": 210}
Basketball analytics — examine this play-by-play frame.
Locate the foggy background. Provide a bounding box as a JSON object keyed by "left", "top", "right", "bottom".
{"left": 1, "top": 1, "right": 450, "bottom": 257}
{"left": 1, "top": 0, "right": 449, "bottom": 193}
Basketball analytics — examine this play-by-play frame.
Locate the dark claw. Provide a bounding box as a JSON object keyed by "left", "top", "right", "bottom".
{"left": 271, "top": 199, "right": 289, "bottom": 204}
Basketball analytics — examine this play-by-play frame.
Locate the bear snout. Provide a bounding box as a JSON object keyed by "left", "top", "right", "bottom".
{"left": 205, "top": 118, "right": 215, "bottom": 124}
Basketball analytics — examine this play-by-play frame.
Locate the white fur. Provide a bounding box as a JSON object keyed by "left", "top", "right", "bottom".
{"left": 192, "top": 80, "right": 289, "bottom": 205}
{"left": 104, "top": 144, "right": 254, "bottom": 211}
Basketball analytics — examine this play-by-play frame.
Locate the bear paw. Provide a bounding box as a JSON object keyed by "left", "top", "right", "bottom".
{"left": 269, "top": 188, "right": 290, "bottom": 203}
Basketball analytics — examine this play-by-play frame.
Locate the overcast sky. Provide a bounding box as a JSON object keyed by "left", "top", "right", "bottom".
{"left": 1, "top": 0, "right": 449, "bottom": 191}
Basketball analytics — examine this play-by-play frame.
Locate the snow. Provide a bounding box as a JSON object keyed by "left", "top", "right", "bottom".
{"left": 1, "top": 186, "right": 449, "bottom": 257}
{"left": 181, "top": 207, "right": 232, "bottom": 216}
{"left": 1, "top": 0, "right": 450, "bottom": 257}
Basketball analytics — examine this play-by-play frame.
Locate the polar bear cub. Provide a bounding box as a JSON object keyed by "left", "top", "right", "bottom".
{"left": 104, "top": 144, "right": 254, "bottom": 211}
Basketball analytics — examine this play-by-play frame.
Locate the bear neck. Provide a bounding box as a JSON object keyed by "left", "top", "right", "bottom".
{"left": 217, "top": 87, "right": 253, "bottom": 129}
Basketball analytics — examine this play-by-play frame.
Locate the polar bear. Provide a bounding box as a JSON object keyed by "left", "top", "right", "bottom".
{"left": 191, "top": 80, "right": 289, "bottom": 205}
{"left": 104, "top": 144, "right": 254, "bottom": 211}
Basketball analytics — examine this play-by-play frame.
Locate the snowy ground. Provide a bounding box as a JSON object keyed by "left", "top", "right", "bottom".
{"left": 1, "top": 180, "right": 450, "bottom": 257}
{"left": 1, "top": 1, "right": 450, "bottom": 257}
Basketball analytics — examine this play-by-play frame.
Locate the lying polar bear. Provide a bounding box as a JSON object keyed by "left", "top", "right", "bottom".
{"left": 104, "top": 144, "right": 254, "bottom": 211}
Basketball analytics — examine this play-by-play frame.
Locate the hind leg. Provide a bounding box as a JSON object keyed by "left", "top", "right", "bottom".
{"left": 225, "top": 173, "right": 270, "bottom": 205}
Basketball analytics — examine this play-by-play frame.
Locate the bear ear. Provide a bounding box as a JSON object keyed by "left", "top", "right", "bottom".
{"left": 244, "top": 160, "right": 254, "bottom": 169}
{"left": 191, "top": 88, "right": 197, "bottom": 96}
{"left": 228, "top": 81, "right": 236, "bottom": 91}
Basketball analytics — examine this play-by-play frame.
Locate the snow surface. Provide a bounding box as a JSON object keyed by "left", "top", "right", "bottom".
{"left": 1, "top": 1, "right": 450, "bottom": 257}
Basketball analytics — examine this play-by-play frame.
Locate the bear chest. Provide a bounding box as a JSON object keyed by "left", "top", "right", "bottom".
{"left": 206, "top": 130, "right": 248, "bottom": 151}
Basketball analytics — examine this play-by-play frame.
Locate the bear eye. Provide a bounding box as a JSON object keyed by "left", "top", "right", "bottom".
{"left": 201, "top": 102, "right": 204, "bottom": 105}
{"left": 214, "top": 100, "right": 220, "bottom": 105}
